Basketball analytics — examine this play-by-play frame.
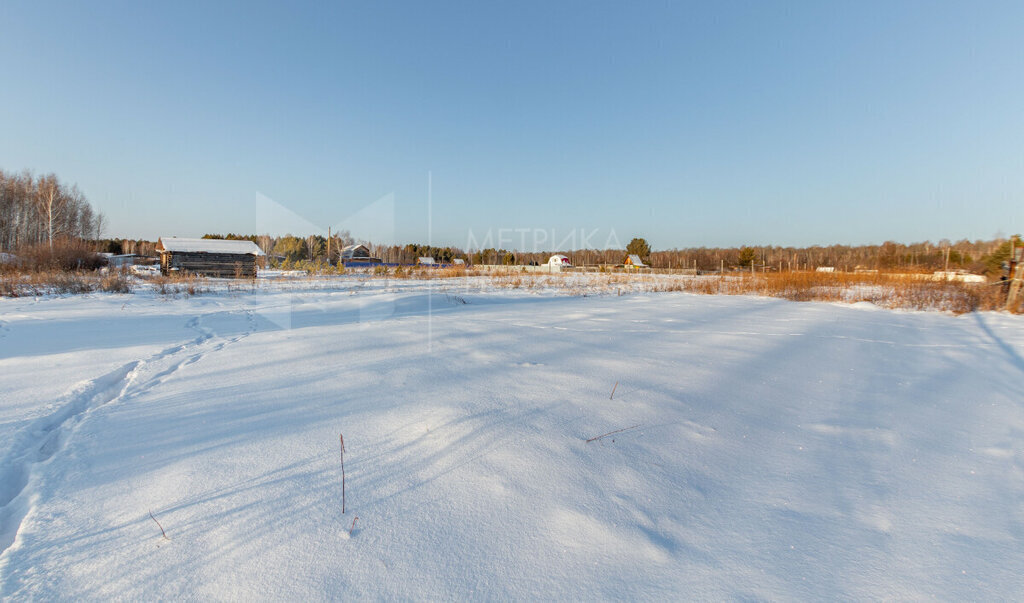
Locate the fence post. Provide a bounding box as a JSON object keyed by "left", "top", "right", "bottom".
{"left": 1006, "top": 262, "right": 1024, "bottom": 311}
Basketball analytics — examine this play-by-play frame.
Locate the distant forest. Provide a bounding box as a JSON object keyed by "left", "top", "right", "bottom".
{"left": 2, "top": 168, "right": 1017, "bottom": 275}
{"left": 93, "top": 232, "right": 1018, "bottom": 275}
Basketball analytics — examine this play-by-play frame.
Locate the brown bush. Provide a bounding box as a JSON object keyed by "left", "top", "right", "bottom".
{"left": 47, "top": 271, "right": 95, "bottom": 294}
{"left": 16, "top": 239, "right": 104, "bottom": 272}
{"left": 0, "top": 275, "right": 20, "bottom": 297}
{"left": 99, "top": 271, "right": 134, "bottom": 294}
{"left": 425, "top": 266, "right": 468, "bottom": 279}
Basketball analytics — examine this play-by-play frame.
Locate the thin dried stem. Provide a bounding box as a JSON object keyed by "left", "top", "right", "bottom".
{"left": 586, "top": 424, "right": 641, "bottom": 443}
{"left": 149, "top": 509, "right": 170, "bottom": 540}
{"left": 340, "top": 433, "right": 346, "bottom": 514}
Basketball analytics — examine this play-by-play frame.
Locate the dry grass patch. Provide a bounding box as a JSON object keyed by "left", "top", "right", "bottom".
{"left": 150, "top": 272, "right": 208, "bottom": 296}
{"left": 0, "top": 269, "right": 137, "bottom": 297}
{"left": 469, "top": 269, "right": 1012, "bottom": 314}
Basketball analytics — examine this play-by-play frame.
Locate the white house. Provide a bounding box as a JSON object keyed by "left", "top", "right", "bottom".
{"left": 417, "top": 257, "right": 437, "bottom": 266}
{"left": 545, "top": 254, "right": 571, "bottom": 273}
{"left": 548, "top": 254, "right": 571, "bottom": 266}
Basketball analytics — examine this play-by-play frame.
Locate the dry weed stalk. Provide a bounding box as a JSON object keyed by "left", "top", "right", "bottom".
{"left": 339, "top": 433, "right": 346, "bottom": 514}
{"left": 149, "top": 509, "right": 170, "bottom": 540}
{"left": 586, "top": 424, "right": 641, "bottom": 443}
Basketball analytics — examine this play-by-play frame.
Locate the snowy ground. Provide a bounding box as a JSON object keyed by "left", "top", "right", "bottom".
{"left": 1, "top": 278, "right": 1023, "bottom": 599}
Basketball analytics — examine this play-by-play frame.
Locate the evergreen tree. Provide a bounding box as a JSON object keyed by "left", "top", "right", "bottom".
{"left": 738, "top": 246, "right": 757, "bottom": 267}
{"left": 984, "top": 235, "right": 1022, "bottom": 275}
{"left": 626, "top": 237, "right": 651, "bottom": 260}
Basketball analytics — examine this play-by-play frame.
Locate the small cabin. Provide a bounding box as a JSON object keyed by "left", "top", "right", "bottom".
{"left": 452, "top": 258, "right": 466, "bottom": 266}
{"left": 547, "top": 254, "right": 571, "bottom": 272}
{"left": 624, "top": 254, "right": 647, "bottom": 269}
{"left": 417, "top": 257, "right": 437, "bottom": 266}
{"left": 157, "top": 237, "right": 264, "bottom": 278}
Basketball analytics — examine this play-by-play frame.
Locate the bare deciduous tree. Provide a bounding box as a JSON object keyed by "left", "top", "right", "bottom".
{"left": 0, "top": 169, "right": 99, "bottom": 252}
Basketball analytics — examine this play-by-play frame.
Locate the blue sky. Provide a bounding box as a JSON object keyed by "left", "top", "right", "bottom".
{"left": 1, "top": 1, "right": 1021, "bottom": 249}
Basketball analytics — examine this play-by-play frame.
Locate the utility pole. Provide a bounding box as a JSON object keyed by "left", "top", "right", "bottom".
{"left": 1007, "top": 241, "right": 1022, "bottom": 311}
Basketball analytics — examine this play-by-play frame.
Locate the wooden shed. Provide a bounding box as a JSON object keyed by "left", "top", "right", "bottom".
{"left": 624, "top": 254, "right": 647, "bottom": 269}
{"left": 157, "top": 237, "right": 264, "bottom": 278}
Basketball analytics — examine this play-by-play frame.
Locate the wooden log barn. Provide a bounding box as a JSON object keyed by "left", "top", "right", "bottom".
{"left": 157, "top": 237, "right": 265, "bottom": 278}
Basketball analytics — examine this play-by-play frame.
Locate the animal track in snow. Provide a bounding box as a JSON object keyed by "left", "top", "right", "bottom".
{"left": 0, "top": 310, "right": 256, "bottom": 559}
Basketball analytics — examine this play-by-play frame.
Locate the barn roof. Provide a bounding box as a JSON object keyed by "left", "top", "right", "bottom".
{"left": 158, "top": 238, "right": 264, "bottom": 255}
{"left": 341, "top": 244, "right": 371, "bottom": 258}
{"left": 626, "top": 254, "right": 646, "bottom": 267}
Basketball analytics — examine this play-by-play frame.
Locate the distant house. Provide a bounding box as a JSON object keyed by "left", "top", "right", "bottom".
{"left": 624, "top": 254, "right": 647, "bottom": 269}
{"left": 339, "top": 244, "right": 381, "bottom": 265}
{"left": 546, "top": 254, "right": 571, "bottom": 273}
{"left": 548, "top": 254, "right": 571, "bottom": 267}
{"left": 816, "top": 266, "right": 836, "bottom": 273}
{"left": 451, "top": 258, "right": 466, "bottom": 266}
{"left": 417, "top": 257, "right": 437, "bottom": 266}
{"left": 157, "top": 237, "right": 264, "bottom": 278}
{"left": 100, "top": 253, "right": 137, "bottom": 269}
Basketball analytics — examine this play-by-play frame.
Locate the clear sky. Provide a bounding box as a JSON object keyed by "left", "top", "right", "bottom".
{"left": 1, "top": 1, "right": 1021, "bottom": 250}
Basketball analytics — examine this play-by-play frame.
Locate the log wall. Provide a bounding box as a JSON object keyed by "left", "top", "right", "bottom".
{"left": 160, "top": 251, "right": 258, "bottom": 278}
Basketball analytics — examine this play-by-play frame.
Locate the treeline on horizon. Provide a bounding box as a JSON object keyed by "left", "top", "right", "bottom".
{"left": 93, "top": 232, "right": 1018, "bottom": 275}
{"left": 2, "top": 168, "right": 1018, "bottom": 275}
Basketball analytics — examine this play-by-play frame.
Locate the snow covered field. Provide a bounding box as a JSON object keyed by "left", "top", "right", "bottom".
{"left": 1, "top": 278, "right": 1023, "bottom": 599}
